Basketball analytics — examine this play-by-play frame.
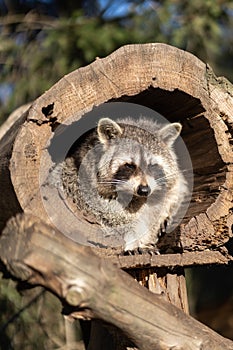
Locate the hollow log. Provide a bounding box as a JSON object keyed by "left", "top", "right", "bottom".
{"left": 0, "top": 214, "right": 233, "bottom": 350}
{"left": 0, "top": 43, "right": 232, "bottom": 266}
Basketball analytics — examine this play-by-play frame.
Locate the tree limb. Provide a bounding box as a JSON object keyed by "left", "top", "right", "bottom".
{"left": 0, "top": 214, "right": 232, "bottom": 350}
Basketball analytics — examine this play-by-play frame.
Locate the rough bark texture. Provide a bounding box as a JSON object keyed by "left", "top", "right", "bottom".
{"left": 0, "top": 214, "right": 233, "bottom": 350}
{"left": 0, "top": 43, "right": 233, "bottom": 267}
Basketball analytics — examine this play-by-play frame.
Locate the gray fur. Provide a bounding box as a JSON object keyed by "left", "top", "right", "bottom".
{"left": 61, "top": 117, "right": 188, "bottom": 251}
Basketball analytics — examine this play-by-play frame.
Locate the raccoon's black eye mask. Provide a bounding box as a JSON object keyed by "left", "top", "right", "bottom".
{"left": 148, "top": 163, "right": 165, "bottom": 179}
{"left": 124, "top": 163, "right": 136, "bottom": 171}
{"left": 115, "top": 163, "right": 137, "bottom": 180}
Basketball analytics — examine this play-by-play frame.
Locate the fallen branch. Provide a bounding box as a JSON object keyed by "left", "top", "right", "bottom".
{"left": 0, "top": 214, "right": 232, "bottom": 350}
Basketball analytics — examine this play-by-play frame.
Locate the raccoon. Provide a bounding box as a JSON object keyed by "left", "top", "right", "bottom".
{"left": 61, "top": 117, "right": 188, "bottom": 252}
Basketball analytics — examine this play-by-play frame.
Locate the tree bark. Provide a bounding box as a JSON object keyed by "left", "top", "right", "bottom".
{"left": 0, "top": 214, "right": 232, "bottom": 350}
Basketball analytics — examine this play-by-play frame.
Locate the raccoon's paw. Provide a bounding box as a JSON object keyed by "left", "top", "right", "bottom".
{"left": 123, "top": 247, "right": 141, "bottom": 256}
{"left": 141, "top": 244, "right": 160, "bottom": 256}
{"left": 123, "top": 244, "right": 160, "bottom": 256}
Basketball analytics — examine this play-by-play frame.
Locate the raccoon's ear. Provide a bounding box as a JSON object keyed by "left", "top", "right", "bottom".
{"left": 97, "top": 118, "right": 123, "bottom": 144}
{"left": 159, "top": 123, "right": 182, "bottom": 146}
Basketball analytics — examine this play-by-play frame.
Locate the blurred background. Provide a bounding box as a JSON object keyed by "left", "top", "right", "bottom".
{"left": 1, "top": 0, "right": 233, "bottom": 123}
{"left": 0, "top": 0, "right": 233, "bottom": 348}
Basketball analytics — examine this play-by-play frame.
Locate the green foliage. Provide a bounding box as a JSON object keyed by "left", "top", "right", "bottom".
{"left": 0, "top": 278, "right": 67, "bottom": 349}
{"left": 0, "top": 0, "right": 233, "bottom": 124}
{"left": 0, "top": 10, "right": 136, "bottom": 122}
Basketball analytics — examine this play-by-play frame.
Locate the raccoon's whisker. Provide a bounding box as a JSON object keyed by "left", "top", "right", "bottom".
{"left": 154, "top": 169, "right": 193, "bottom": 185}
{"left": 112, "top": 179, "right": 128, "bottom": 184}
{"left": 99, "top": 178, "right": 127, "bottom": 183}
{"left": 97, "top": 181, "right": 117, "bottom": 185}
{"left": 155, "top": 174, "right": 175, "bottom": 184}
{"left": 154, "top": 172, "right": 182, "bottom": 185}
{"left": 97, "top": 180, "right": 127, "bottom": 185}
{"left": 180, "top": 168, "right": 193, "bottom": 174}
{"left": 163, "top": 170, "right": 189, "bottom": 179}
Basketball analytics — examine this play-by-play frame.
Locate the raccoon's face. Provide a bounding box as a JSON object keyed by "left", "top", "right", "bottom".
{"left": 113, "top": 158, "right": 166, "bottom": 198}
{"left": 96, "top": 118, "right": 182, "bottom": 201}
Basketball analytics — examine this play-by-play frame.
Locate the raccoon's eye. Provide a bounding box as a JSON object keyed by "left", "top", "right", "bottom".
{"left": 148, "top": 163, "right": 165, "bottom": 179}
{"left": 115, "top": 162, "right": 136, "bottom": 180}
{"left": 124, "top": 163, "right": 136, "bottom": 171}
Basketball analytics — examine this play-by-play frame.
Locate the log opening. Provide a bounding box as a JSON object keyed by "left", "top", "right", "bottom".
{"left": 0, "top": 43, "right": 232, "bottom": 261}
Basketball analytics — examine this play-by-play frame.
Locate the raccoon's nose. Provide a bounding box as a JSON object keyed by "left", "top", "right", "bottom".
{"left": 137, "top": 184, "right": 151, "bottom": 197}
